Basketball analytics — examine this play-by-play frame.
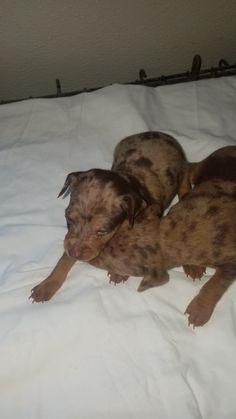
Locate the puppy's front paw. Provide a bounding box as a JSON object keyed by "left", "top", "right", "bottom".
{"left": 185, "top": 296, "right": 214, "bottom": 327}
{"left": 29, "top": 281, "right": 58, "bottom": 303}
{"left": 108, "top": 272, "right": 129, "bottom": 285}
{"left": 183, "top": 265, "right": 206, "bottom": 280}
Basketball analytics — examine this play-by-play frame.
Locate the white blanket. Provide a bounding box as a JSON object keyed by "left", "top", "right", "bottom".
{"left": 0, "top": 77, "right": 236, "bottom": 419}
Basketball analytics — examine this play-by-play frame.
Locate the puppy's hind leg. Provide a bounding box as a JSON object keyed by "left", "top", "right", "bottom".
{"left": 185, "top": 265, "right": 236, "bottom": 327}
{"left": 138, "top": 269, "right": 169, "bottom": 292}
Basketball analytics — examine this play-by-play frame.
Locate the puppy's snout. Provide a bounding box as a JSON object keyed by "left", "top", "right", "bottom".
{"left": 67, "top": 245, "right": 80, "bottom": 260}
{"left": 64, "top": 238, "right": 94, "bottom": 261}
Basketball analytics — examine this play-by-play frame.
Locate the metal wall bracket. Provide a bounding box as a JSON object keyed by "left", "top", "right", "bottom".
{"left": 1, "top": 55, "right": 236, "bottom": 105}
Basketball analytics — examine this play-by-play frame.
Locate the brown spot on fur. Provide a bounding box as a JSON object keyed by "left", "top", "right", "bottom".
{"left": 181, "top": 232, "right": 187, "bottom": 242}
{"left": 133, "top": 245, "right": 149, "bottom": 259}
{"left": 80, "top": 214, "right": 93, "bottom": 222}
{"left": 206, "top": 205, "right": 220, "bottom": 217}
{"left": 118, "top": 243, "right": 126, "bottom": 252}
{"left": 134, "top": 131, "right": 185, "bottom": 159}
{"left": 144, "top": 244, "right": 158, "bottom": 254}
{"left": 163, "top": 230, "right": 169, "bottom": 239}
{"left": 189, "top": 221, "right": 197, "bottom": 231}
{"left": 170, "top": 219, "right": 177, "bottom": 229}
{"left": 139, "top": 131, "right": 161, "bottom": 140}
{"left": 134, "top": 157, "right": 153, "bottom": 168}
{"left": 124, "top": 148, "right": 136, "bottom": 157}
{"left": 149, "top": 268, "right": 160, "bottom": 277}
{"left": 213, "top": 249, "right": 221, "bottom": 259}
{"left": 212, "top": 223, "right": 230, "bottom": 247}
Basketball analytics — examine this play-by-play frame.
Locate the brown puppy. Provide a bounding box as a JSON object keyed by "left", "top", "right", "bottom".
{"left": 30, "top": 131, "right": 188, "bottom": 302}
{"left": 159, "top": 145, "right": 236, "bottom": 326}
{"left": 182, "top": 145, "right": 236, "bottom": 280}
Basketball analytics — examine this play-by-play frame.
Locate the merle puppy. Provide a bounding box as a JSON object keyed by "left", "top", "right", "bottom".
{"left": 30, "top": 131, "right": 188, "bottom": 302}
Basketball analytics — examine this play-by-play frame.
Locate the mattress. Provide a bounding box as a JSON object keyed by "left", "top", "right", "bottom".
{"left": 0, "top": 76, "right": 236, "bottom": 419}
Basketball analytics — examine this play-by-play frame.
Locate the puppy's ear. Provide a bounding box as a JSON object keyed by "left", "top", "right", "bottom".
{"left": 58, "top": 172, "right": 82, "bottom": 198}
{"left": 121, "top": 193, "right": 147, "bottom": 226}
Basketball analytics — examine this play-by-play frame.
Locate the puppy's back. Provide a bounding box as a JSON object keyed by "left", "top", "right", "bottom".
{"left": 112, "top": 131, "right": 187, "bottom": 209}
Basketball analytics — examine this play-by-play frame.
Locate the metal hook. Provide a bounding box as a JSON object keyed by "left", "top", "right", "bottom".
{"left": 139, "top": 69, "right": 147, "bottom": 81}
{"left": 190, "top": 55, "right": 202, "bottom": 80}
{"left": 56, "top": 79, "right": 62, "bottom": 96}
{"left": 219, "top": 59, "right": 230, "bottom": 69}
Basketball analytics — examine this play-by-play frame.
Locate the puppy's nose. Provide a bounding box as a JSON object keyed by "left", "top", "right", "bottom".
{"left": 64, "top": 238, "right": 81, "bottom": 260}
{"left": 64, "top": 239, "right": 92, "bottom": 261}
{"left": 67, "top": 246, "right": 80, "bottom": 260}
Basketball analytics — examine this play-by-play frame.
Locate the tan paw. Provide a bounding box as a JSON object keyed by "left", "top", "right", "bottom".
{"left": 185, "top": 296, "right": 214, "bottom": 327}
{"left": 108, "top": 272, "right": 129, "bottom": 285}
{"left": 183, "top": 265, "right": 206, "bottom": 280}
{"left": 29, "top": 282, "right": 58, "bottom": 303}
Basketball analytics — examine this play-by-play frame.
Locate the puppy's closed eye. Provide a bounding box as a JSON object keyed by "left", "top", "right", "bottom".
{"left": 96, "top": 229, "right": 108, "bottom": 237}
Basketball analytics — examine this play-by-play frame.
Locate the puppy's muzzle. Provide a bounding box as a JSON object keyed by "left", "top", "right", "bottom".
{"left": 64, "top": 239, "right": 95, "bottom": 262}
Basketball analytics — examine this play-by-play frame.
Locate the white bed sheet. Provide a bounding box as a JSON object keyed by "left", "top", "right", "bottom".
{"left": 0, "top": 77, "right": 236, "bottom": 419}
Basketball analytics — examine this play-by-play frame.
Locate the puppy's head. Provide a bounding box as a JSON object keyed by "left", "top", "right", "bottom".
{"left": 59, "top": 169, "right": 147, "bottom": 261}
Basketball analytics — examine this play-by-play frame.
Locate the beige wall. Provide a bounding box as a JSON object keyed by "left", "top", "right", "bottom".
{"left": 1, "top": 0, "right": 236, "bottom": 101}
